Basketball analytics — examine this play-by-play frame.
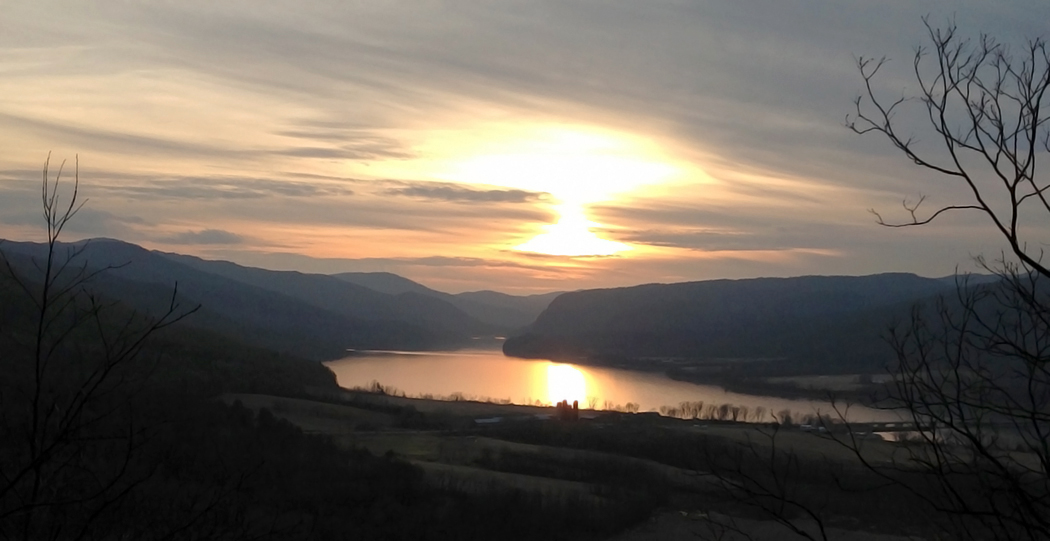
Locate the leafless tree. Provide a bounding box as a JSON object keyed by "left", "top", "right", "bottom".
{"left": 842, "top": 16, "right": 1050, "bottom": 541}
{"left": 0, "top": 155, "right": 197, "bottom": 540}
{"left": 693, "top": 18, "right": 1050, "bottom": 540}
{"left": 848, "top": 17, "right": 1050, "bottom": 262}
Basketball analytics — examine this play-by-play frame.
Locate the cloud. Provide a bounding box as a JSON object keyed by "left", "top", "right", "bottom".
{"left": 383, "top": 255, "right": 557, "bottom": 270}
{"left": 382, "top": 183, "right": 546, "bottom": 203}
{"left": 89, "top": 176, "right": 354, "bottom": 200}
{"left": 274, "top": 129, "right": 415, "bottom": 159}
{"left": 197, "top": 250, "right": 565, "bottom": 276}
{"left": 158, "top": 229, "right": 245, "bottom": 245}
{"left": 0, "top": 112, "right": 247, "bottom": 161}
{"left": 0, "top": 206, "right": 148, "bottom": 240}
{"left": 273, "top": 146, "right": 401, "bottom": 160}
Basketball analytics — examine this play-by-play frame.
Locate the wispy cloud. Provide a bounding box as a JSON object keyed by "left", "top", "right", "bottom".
{"left": 158, "top": 228, "right": 245, "bottom": 245}
{"left": 382, "top": 182, "right": 546, "bottom": 204}
{"left": 90, "top": 176, "right": 354, "bottom": 200}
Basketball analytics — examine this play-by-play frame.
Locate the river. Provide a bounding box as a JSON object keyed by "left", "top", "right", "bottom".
{"left": 324, "top": 349, "right": 898, "bottom": 423}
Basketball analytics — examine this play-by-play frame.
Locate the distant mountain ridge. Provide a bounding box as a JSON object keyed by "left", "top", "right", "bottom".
{"left": 0, "top": 238, "right": 555, "bottom": 360}
{"left": 159, "top": 253, "right": 492, "bottom": 337}
{"left": 331, "top": 272, "right": 443, "bottom": 296}
{"left": 4, "top": 237, "right": 977, "bottom": 375}
{"left": 502, "top": 273, "right": 970, "bottom": 374}
{"left": 334, "top": 272, "right": 564, "bottom": 330}
{"left": 0, "top": 237, "right": 568, "bottom": 359}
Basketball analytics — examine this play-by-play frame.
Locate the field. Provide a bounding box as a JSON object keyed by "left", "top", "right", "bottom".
{"left": 224, "top": 390, "right": 938, "bottom": 540}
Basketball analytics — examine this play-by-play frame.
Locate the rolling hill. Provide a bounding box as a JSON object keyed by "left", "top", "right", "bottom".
{"left": 334, "top": 272, "right": 564, "bottom": 330}
{"left": 0, "top": 239, "right": 499, "bottom": 359}
{"left": 502, "top": 273, "right": 966, "bottom": 374}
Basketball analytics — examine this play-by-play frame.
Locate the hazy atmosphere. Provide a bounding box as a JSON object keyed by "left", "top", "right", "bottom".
{"left": 4, "top": 1, "right": 1047, "bottom": 293}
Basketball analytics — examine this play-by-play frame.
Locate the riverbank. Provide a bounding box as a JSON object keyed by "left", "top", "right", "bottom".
{"left": 326, "top": 350, "right": 901, "bottom": 425}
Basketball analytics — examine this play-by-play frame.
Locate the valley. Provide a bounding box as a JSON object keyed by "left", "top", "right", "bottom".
{"left": 0, "top": 236, "right": 1022, "bottom": 540}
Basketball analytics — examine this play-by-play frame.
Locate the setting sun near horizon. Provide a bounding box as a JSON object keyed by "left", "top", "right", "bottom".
{"left": 514, "top": 203, "right": 631, "bottom": 256}
{"left": 376, "top": 123, "right": 684, "bottom": 257}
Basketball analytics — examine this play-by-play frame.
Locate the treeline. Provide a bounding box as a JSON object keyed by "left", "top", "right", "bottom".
{"left": 657, "top": 400, "right": 835, "bottom": 426}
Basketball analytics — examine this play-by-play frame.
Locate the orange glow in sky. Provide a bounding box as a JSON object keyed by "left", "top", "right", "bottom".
{"left": 444, "top": 128, "right": 678, "bottom": 203}
{"left": 406, "top": 124, "right": 682, "bottom": 256}
{"left": 515, "top": 203, "right": 630, "bottom": 256}
{"left": 0, "top": 3, "right": 1009, "bottom": 296}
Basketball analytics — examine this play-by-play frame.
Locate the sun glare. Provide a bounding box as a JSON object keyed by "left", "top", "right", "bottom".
{"left": 445, "top": 126, "right": 678, "bottom": 204}
{"left": 514, "top": 204, "right": 630, "bottom": 256}
{"left": 546, "top": 364, "right": 587, "bottom": 406}
{"left": 369, "top": 123, "right": 683, "bottom": 257}
{"left": 432, "top": 125, "right": 677, "bottom": 257}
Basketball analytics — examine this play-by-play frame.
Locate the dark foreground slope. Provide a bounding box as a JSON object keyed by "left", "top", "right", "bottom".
{"left": 504, "top": 273, "right": 958, "bottom": 374}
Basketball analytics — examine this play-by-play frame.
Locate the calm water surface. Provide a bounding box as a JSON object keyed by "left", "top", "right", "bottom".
{"left": 325, "top": 349, "right": 897, "bottom": 422}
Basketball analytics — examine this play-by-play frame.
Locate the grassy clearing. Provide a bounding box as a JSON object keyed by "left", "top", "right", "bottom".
{"left": 412, "top": 460, "right": 601, "bottom": 498}
{"left": 336, "top": 432, "right": 447, "bottom": 460}
{"left": 676, "top": 423, "right": 903, "bottom": 466}
{"left": 222, "top": 393, "right": 398, "bottom": 433}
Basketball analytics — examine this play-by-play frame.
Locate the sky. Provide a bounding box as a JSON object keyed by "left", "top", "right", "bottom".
{"left": 1, "top": 1, "right": 1047, "bottom": 294}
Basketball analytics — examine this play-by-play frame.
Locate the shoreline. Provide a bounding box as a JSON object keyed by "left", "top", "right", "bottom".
{"left": 501, "top": 351, "right": 888, "bottom": 406}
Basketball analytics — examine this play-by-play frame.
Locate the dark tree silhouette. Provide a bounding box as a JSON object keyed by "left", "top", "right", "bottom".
{"left": 842, "top": 16, "right": 1050, "bottom": 541}
{"left": 0, "top": 155, "right": 197, "bottom": 540}
{"left": 693, "top": 18, "right": 1050, "bottom": 540}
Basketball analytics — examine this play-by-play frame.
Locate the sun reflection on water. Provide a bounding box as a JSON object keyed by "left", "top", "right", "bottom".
{"left": 546, "top": 364, "right": 588, "bottom": 406}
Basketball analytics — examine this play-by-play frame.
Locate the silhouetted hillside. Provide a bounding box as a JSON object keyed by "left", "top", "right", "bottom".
{"left": 1, "top": 239, "right": 495, "bottom": 359}
{"left": 0, "top": 254, "right": 338, "bottom": 395}
{"left": 503, "top": 274, "right": 962, "bottom": 374}
{"left": 335, "top": 272, "right": 564, "bottom": 330}
{"left": 160, "top": 251, "right": 496, "bottom": 341}
{"left": 333, "top": 271, "right": 444, "bottom": 296}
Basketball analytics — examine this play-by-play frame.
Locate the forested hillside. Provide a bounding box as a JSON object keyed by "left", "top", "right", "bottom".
{"left": 2, "top": 239, "right": 506, "bottom": 359}
{"left": 335, "top": 271, "right": 564, "bottom": 330}
{"left": 503, "top": 273, "right": 966, "bottom": 374}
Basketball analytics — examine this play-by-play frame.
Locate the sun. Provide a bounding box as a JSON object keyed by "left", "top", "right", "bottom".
{"left": 420, "top": 124, "right": 681, "bottom": 257}
{"left": 448, "top": 128, "right": 677, "bottom": 204}
{"left": 514, "top": 204, "right": 630, "bottom": 256}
